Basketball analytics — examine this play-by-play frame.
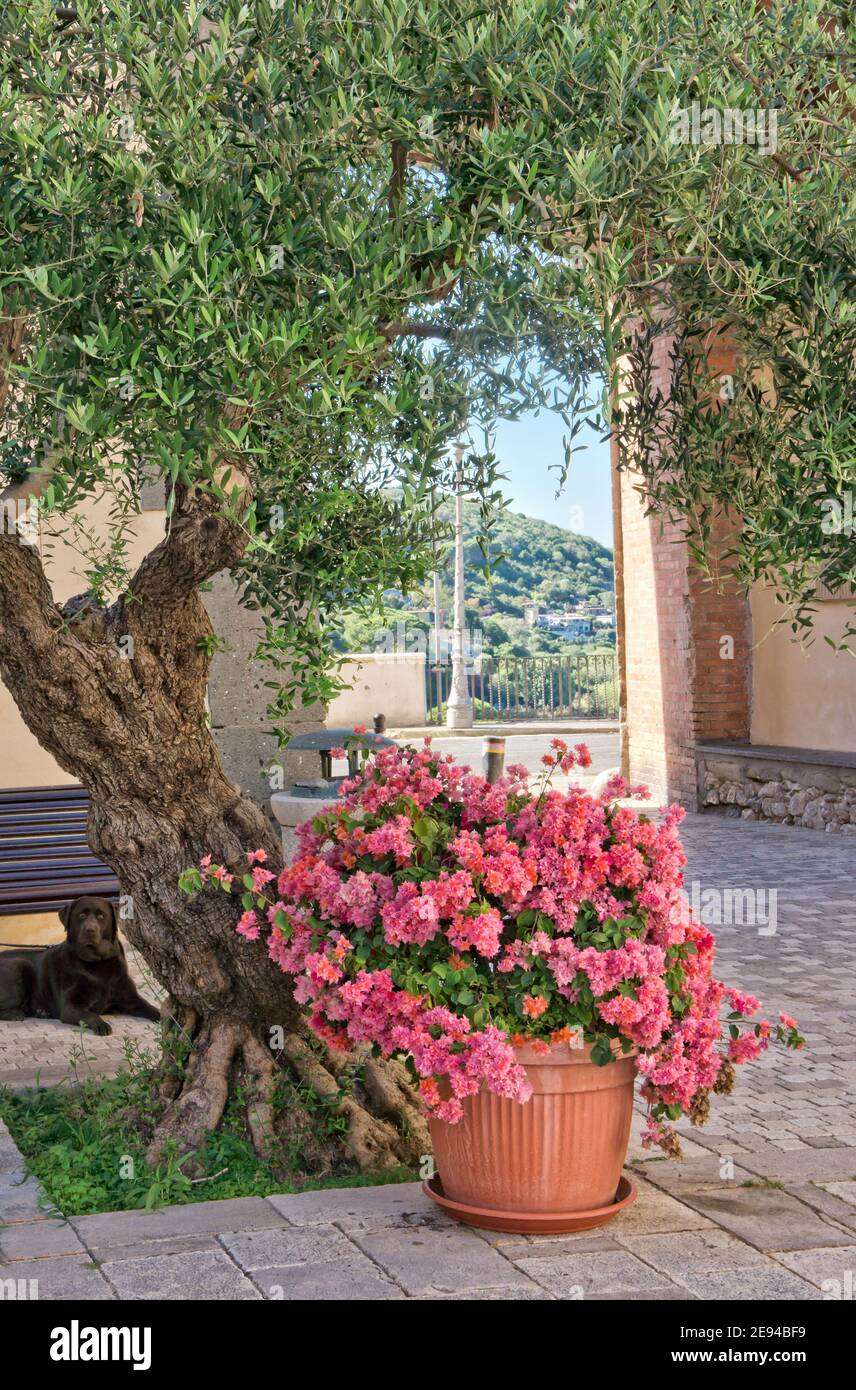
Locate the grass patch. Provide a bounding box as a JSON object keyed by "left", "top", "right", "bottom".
{"left": 0, "top": 1037, "right": 415, "bottom": 1217}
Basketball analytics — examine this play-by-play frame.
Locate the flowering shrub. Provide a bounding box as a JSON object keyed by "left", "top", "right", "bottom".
{"left": 183, "top": 739, "right": 803, "bottom": 1156}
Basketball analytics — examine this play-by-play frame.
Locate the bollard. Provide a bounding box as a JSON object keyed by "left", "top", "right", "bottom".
{"left": 373, "top": 713, "right": 387, "bottom": 734}
{"left": 482, "top": 735, "right": 506, "bottom": 785}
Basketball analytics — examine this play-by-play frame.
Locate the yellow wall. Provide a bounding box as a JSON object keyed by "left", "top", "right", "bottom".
{"left": 750, "top": 585, "right": 856, "bottom": 753}
{"left": 0, "top": 500, "right": 165, "bottom": 788}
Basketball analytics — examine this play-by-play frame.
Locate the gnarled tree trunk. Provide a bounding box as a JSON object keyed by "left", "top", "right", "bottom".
{"left": 0, "top": 436, "right": 427, "bottom": 1174}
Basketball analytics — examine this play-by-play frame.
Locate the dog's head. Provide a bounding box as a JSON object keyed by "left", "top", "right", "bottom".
{"left": 59, "top": 897, "right": 120, "bottom": 962}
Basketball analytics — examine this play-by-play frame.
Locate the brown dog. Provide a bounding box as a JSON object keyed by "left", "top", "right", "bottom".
{"left": 0, "top": 896, "right": 160, "bottom": 1035}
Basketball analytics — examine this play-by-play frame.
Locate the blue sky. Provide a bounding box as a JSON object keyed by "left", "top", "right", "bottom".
{"left": 488, "top": 410, "right": 614, "bottom": 550}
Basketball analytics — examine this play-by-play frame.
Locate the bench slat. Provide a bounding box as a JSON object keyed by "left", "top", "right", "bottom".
{"left": 0, "top": 784, "right": 89, "bottom": 798}
{"left": 0, "top": 785, "right": 118, "bottom": 916}
{"left": 0, "top": 864, "right": 116, "bottom": 881}
{"left": 0, "top": 837, "right": 93, "bottom": 853}
{"left": 0, "top": 817, "right": 88, "bottom": 836}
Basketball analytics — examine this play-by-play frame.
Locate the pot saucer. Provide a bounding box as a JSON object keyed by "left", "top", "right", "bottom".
{"left": 422, "top": 1173, "right": 637, "bottom": 1234}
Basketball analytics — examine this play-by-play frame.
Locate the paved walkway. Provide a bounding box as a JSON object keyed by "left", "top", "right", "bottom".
{"left": 1, "top": 813, "right": 855, "bottom": 1299}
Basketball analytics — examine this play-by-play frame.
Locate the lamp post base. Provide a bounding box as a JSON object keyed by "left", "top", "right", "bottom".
{"left": 446, "top": 701, "right": 474, "bottom": 730}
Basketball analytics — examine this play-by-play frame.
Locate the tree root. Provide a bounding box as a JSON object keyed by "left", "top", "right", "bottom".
{"left": 241, "top": 1032, "right": 277, "bottom": 1159}
{"left": 146, "top": 1014, "right": 430, "bottom": 1176}
{"left": 146, "top": 1019, "right": 240, "bottom": 1168}
{"left": 156, "top": 997, "right": 199, "bottom": 1102}
{"left": 361, "top": 1055, "right": 430, "bottom": 1156}
{"left": 279, "top": 1033, "right": 426, "bottom": 1173}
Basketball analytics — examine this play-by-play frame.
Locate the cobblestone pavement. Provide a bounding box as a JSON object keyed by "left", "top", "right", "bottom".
{"left": 676, "top": 814, "right": 856, "bottom": 1163}
{"left": 1, "top": 813, "right": 855, "bottom": 1300}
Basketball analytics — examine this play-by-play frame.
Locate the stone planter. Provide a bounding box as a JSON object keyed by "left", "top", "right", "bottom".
{"left": 270, "top": 791, "right": 338, "bottom": 862}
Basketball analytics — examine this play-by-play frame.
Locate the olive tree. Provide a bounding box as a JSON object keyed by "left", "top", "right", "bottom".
{"left": 0, "top": 0, "right": 851, "bottom": 1165}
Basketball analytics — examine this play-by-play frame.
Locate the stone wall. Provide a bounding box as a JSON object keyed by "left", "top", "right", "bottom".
{"left": 204, "top": 572, "right": 325, "bottom": 815}
{"left": 698, "top": 744, "right": 856, "bottom": 834}
{"left": 326, "top": 652, "right": 426, "bottom": 729}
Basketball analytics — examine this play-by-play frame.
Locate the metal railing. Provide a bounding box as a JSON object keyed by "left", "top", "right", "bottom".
{"left": 425, "top": 651, "right": 618, "bottom": 725}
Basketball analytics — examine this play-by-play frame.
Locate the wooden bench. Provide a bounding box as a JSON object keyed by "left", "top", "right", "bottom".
{"left": 0, "top": 785, "right": 118, "bottom": 915}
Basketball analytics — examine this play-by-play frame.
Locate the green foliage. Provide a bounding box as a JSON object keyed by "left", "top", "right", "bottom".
{"left": 1, "top": 0, "right": 852, "bottom": 729}
{"left": 0, "top": 1039, "right": 414, "bottom": 1216}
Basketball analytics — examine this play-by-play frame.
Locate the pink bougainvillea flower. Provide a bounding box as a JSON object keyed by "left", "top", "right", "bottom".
{"left": 188, "top": 739, "right": 802, "bottom": 1156}
{"left": 236, "top": 910, "right": 260, "bottom": 941}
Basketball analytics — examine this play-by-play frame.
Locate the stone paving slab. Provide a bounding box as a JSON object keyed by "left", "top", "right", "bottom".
{"left": 426, "top": 1284, "right": 558, "bottom": 1300}
{"left": 784, "top": 1184, "right": 856, "bottom": 1236}
{"left": 82, "top": 1233, "right": 225, "bottom": 1266}
{"left": 612, "top": 1187, "right": 717, "bottom": 1236}
{"left": 69, "top": 1194, "right": 288, "bottom": 1250}
{"left": 823, "top": 1181, "right": 856, "bottom": 1207}
{"left": 673, "top": 1266, "right": 822, "bottom": 1301}
{"left": 733, "top": 1147, "right": 856, "bottom": 1183}
{"left": 514, "top": 1248, "right": 680, "bottom": 1299}
{"left": 352, "top": 1224, "right": 543, "bottom": 1297}
{"left": 0, "top": 1172, "right": 48, "bottom": 1222}
{"left": 0, "top": 1216, "right": 85, "bottom": 1261}
{"left": 220, "top": 1222, "right": 359, "bottom": 1269}
{"left": 101, "top": 1249, "right": 261, "bottom": 1301}
{"left": 616, "top": 1230, "right": 770, "bottom": 1277}
{"left": 477, "top": 1231, "right": 623, "bottom": 1256}
{"left": 631, "top": 1156, "right": 757, "bottom": 1191}
{"left": 776, "top": 1245, "right": 856, "bottom": 1294}
{"left": 642, "top": 1183, "right": 856, "bottom": 1253}
{"left": 265, "top": 1181, "right": 452, "bottom": 1232}
{"left": 248, "top": 1253, "right": 402, "bottom": 1301}
{"left": 0, "top": 1125, "right": 25, "bottom": 1174}
{"left": 0, "top": 1256, "right": 114, "bottom": 1300}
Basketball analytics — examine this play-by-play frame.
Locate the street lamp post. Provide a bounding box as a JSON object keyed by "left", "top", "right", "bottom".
{"left": 446, "top": 440, "right": 473, "bottom": 729}
{"left": 431, "top": 486, "right": 443, "bottom": 674}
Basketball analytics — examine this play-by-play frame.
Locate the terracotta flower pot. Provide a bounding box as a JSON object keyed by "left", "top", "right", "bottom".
{"left": 425, "top": 1040, "right": 637, "bottom": 1233}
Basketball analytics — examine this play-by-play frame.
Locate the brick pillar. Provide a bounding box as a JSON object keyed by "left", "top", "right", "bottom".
{"left": 613, "top": 329, "right": 751, "bottom": 807}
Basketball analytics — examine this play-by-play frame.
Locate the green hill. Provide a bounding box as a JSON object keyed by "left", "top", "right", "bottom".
{"left": 445, "top": 499, "right": 613, "bottom": 617}
{"left": 335, "top": 503, "right": 614, "bottom": 659}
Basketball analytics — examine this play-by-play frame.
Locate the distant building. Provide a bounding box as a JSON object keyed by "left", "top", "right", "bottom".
{"left": 523, "top": 601, "right": 540, "bottom": 627}
{"left": 557, "top": 617, "right": 593, "bottom": 639}
{"left": 535, "top": 610, "right": 593, "bottom": 639}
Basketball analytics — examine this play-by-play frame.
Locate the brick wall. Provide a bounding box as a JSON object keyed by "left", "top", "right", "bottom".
{"left": 614, "top": 326, "right": 751, "bottom": 807}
